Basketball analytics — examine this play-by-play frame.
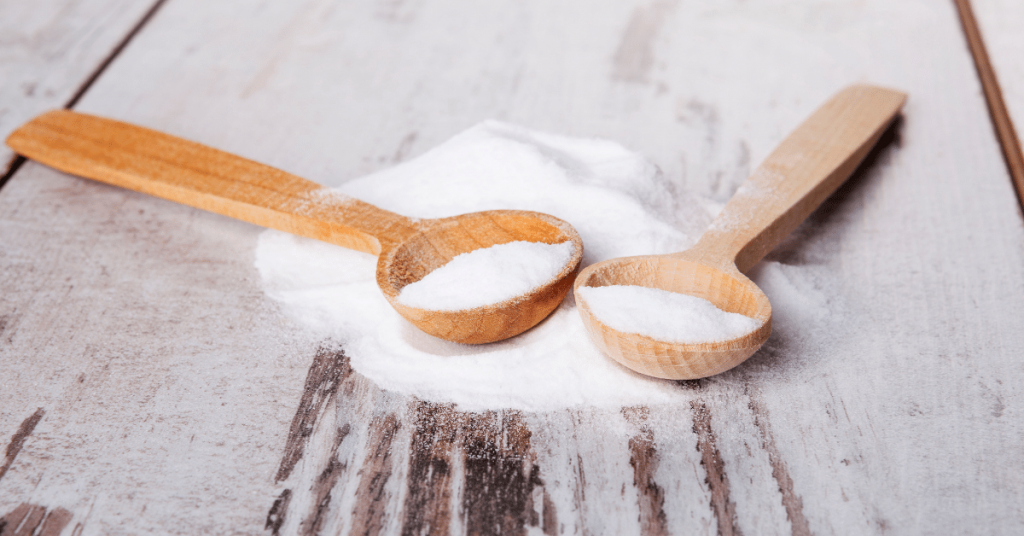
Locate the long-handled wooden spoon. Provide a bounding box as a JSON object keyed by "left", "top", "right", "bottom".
{"left": 7, "top": 110, "right": 583, "bottom": 344}
{"left": 574, "top": 84, "right": 906, "bottom": 379}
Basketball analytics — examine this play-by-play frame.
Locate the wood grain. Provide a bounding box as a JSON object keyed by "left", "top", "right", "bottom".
{"left": 621, "top": 407, "right": 669, "bottom": 536}
{"left": 691, "top": 400, "right": 741, "bottom": 536}
{"left": 0, "top": 409, "right": 43, "bottom": 484}
{"left": 0, "top": 503, "right": 72, "bottom": 536}
{"left": 6, "top": 110, "right": 416, "bottom": 254}
{"left": 2, "top": 0, "right": 1024, "bottom": 534}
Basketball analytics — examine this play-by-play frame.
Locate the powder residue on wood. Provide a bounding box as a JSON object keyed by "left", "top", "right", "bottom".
{"left": 397, "top": 241, "right": 575, "bottom": 311}
{"left": 254, "top": 121, "right": 773, "bottom": 411}
{"left": 577, "top": 285, "right": 761, "bottom": 343}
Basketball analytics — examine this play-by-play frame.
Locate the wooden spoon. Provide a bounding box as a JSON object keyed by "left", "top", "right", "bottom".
{"left": 7, "top": 110, "right": 584, "bottom": 344}
{"left": 573, "top": 84, "right": 906, "bottom": 379}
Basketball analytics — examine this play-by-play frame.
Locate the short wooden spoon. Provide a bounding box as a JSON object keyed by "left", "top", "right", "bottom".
{"left": 7, "top": 110, "right": 584, "bottom": 344}
{"left": 574, "top": 84, "right": 906, "bottom": 379}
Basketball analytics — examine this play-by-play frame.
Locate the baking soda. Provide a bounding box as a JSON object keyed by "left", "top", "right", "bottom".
{"left": 256, "top": 121, "right": 728, "bottom": 411}
{"left": 576, "top": 285, "right": 760, "bottom": 343}
{"left": 397, "top": 241, "right": 575, "bottom": 311}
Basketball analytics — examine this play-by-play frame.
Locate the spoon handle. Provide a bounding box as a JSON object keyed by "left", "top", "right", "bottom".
{"left": 6, "top": 110, "right": 418, "bottom": 255}
{"left": 690, "top": 85, "right": 906, "bottom": 272}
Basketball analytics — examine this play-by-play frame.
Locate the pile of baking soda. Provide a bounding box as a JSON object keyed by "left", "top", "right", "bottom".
{"left": 255, "top": 121, "right": 767, "bottom": 411}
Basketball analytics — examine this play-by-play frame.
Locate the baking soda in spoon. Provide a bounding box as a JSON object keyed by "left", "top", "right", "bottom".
{"left": 576, "top": 285, "right": 760, "bottom": 343}
{"left": 398, "top": 241, "right": 575, "bottom": 311}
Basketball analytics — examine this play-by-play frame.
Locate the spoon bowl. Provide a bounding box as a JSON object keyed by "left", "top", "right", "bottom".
{"left": 575, "top": 84, "right": 906, "bottom": 379}
{"left": 575, "top": 252, "right": 771, "bottom": 379}
{"left": 6, "top": 110, "right": 583, "bottom": 344}
{"left": 380, "top": 210, "right": 582, "bottom": 343}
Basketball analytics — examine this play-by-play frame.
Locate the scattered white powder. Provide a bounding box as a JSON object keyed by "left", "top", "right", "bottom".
{"left": 255, "top": 121, "right": 727, "bottom": 411}
{"left": 397, "top": 241, "right": 575, "bottom": 311}
{"left": 576, "top": 285, "right": 761, "bottom": 343}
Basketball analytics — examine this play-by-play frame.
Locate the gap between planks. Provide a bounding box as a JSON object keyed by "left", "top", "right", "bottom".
{"left": 954, "top": 0, "right": 1024, "bottom": 215}
{"left": 0, "top": 0, "right": 170, "bottom": 191}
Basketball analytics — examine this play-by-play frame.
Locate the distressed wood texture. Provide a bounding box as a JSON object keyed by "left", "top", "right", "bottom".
{"left": 0, "top": 0, "right": 162, "bottom": 173}
{"left": 2, "top": 0, "right": 1024, "bottom": 534}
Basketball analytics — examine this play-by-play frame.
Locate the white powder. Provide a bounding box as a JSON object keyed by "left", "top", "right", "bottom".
{"left": 255, "top": 121, "right": 724, "bottom": 411}
{"left": 576, "top": 285, "right": 761, "bottom": 343}
{"left": 396, "top": 241, "right": 575, "bottom": 311}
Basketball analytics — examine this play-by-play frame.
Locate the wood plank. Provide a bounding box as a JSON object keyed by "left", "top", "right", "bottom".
{"left": 0, "top": 0, "right": 163, "bottom": 175}
{"left": 2, "top": 0, "right": 1023, "bottom": 534}
{"left": 0, "top": 163, "right": 323, "bottom": 532}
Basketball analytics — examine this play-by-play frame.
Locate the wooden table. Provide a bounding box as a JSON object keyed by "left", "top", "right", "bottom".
{"left": 2, "top": 1, "right": 1023, "bottom": 534}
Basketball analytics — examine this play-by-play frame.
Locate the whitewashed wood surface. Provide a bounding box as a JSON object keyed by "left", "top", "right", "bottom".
{"left": 2, "top": 1, "right": 1024, "bottom": 535}
{"left": 0, "top": 0, "right": 160, "bottom": 174}
{"left": 973, "top": 0, "right": 1024, "bottom": 162}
